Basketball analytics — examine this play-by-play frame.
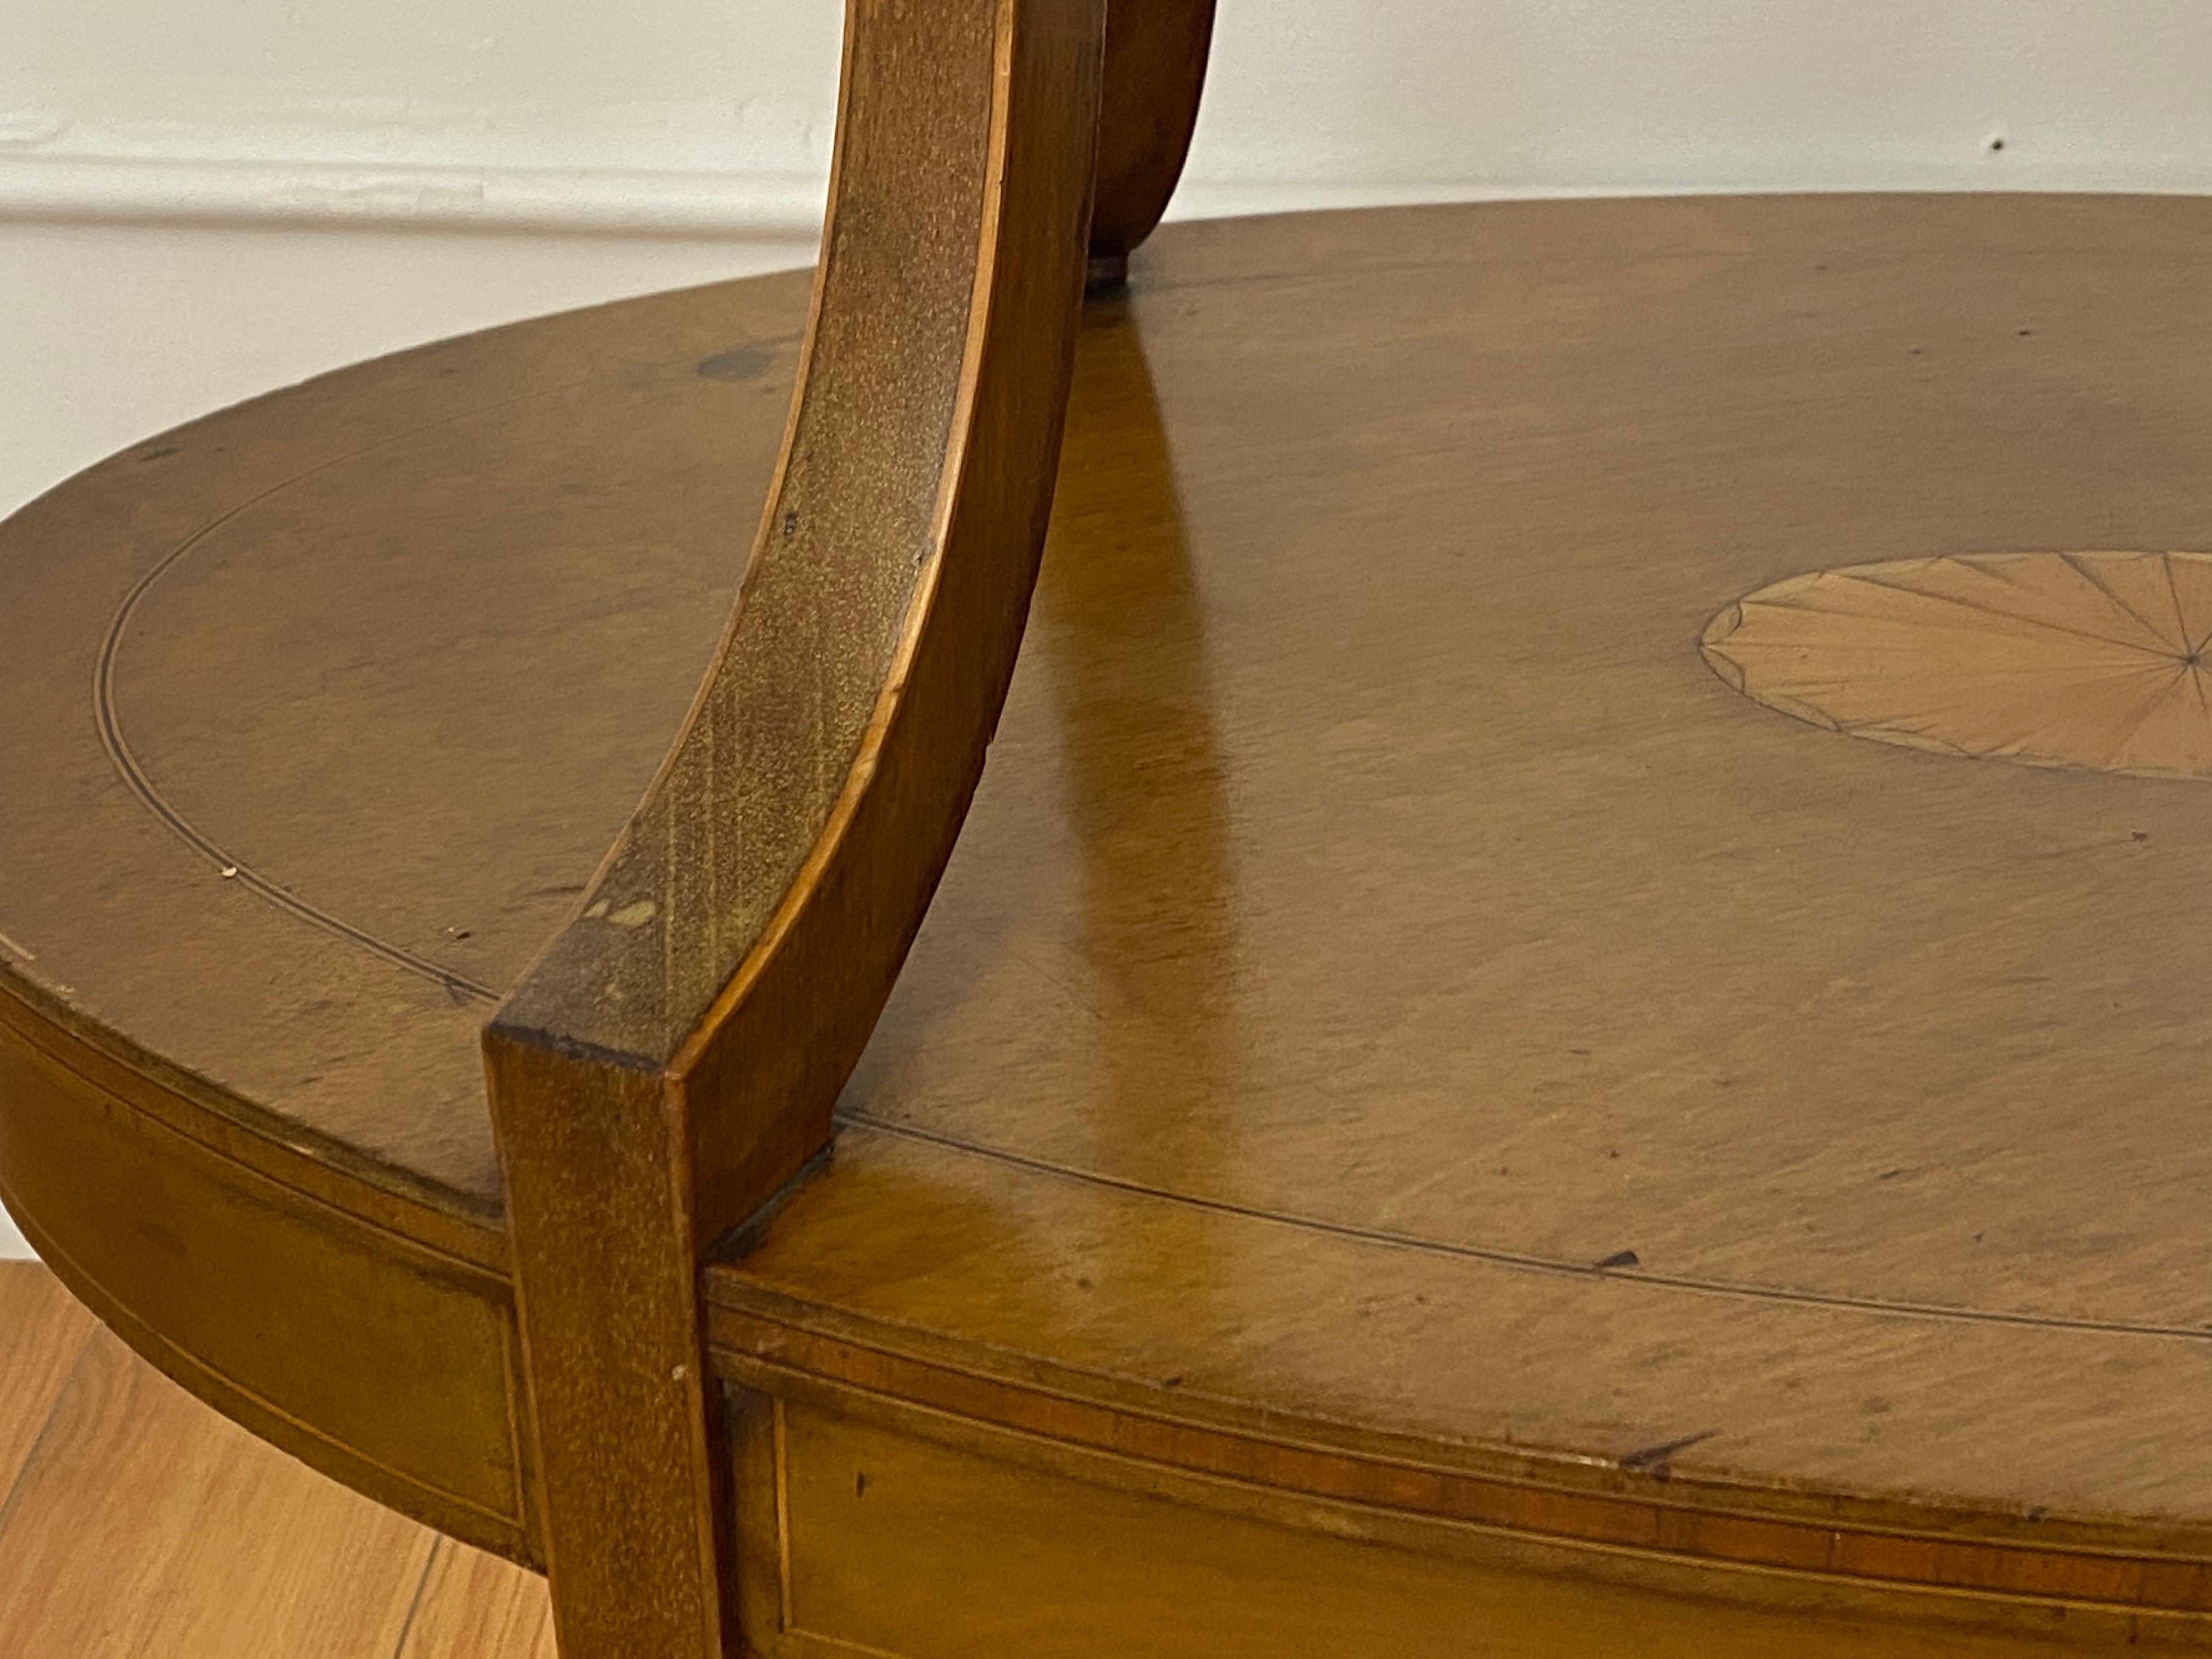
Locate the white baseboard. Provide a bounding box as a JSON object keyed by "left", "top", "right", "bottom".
{"left": 0, "top": 149, "right": 1544, "bottom": 239}
{"left": 0, "top": 150, "right": 831, "bottom": 239}
{"left": 13, "top": 145, "right": 2212, "bottom": 245}
{"left": 0, "top": 148, "right": 1587, "bottom": 241}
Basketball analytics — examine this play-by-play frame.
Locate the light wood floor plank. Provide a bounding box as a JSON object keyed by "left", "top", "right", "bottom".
{"left": 0, "top": 1265, "right": 549, "bottom": 1659}
{"left": 0, "top": 1261, "right": 97, "bottom": 1506}
{"left": 396, "top": 1534, "right": 557, "bottom": 1659}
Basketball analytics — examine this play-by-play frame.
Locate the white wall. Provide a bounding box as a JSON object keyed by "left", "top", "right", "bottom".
{"left": 6, "top": 0, "right": 2212, "bottom": 1258}
{"left": 12, "top": 0, "right": 2212, "bottom": 232}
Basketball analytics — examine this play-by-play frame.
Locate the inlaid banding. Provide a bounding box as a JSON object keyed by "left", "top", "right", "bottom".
{"left": 1703, "top": 551, "right": 2212, "bottom": 780}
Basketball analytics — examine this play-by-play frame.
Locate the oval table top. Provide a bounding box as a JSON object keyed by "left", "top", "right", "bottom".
{"left": 10, "top": 194, "right": 2212, "bottom": 1595}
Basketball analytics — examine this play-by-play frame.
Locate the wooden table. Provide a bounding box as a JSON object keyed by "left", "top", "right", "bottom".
{"left": 10, "top": 194, "right": 2212, "bottom": 1653}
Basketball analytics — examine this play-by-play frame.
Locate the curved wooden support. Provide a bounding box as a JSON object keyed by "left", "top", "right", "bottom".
{"left": 1087, "top": 0, "right": 1217, "bottom": 283}
{"left": 483, "top": 0, "right": 1107, "bottom": 1652}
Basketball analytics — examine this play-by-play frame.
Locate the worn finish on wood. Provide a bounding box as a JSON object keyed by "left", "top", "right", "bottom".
{"left": 0, "top": 266, "right": 815, "bottom": 1572}
{"left": 482, "top": 0, "right": 1106, "bottom": 1655}
{"left": 0, "top": 266, "right": 814, "bottom": 1211}
{"left": 730, "top": 1390, "right": 2177, "bottom": 1658}
{"left": 1705, "top": 550, "right": 2212, "bottom": 777}
{"left": 1088, "top": 0, "right": 1216, "bottom": 272}
{"left": 18, "top": 195, "right": 2212, "bottom": 1649}
{"left": 708, "top": 195, "right": 2212, "bottom": 1638}
{"left": 0, "top": 1263, "right": 552, "bottom": 1659}
{"left": 0, "top": 977, "right": 532, "bottom": 1563}
{"left": 718, "top": 1297, "right": 2212, "bottom": 1641}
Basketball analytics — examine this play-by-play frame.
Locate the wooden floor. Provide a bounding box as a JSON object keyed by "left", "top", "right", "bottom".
{"left": 0, "top": 1262, "right": 550, "bottom": 1659}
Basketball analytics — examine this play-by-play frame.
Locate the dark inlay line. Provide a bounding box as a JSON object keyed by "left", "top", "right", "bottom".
{"left": 82, "top": 370, "right": 654, "bottom": 1007}
{"left": 2160, "top": 553, "right": 2197, "bottom": 658}
{"left": 839, "top": 1114, "right": 2212, "bottom": 1345}
{"left": 88, "top": 333, "right": 808, "bottom": 1003}
{"left": 2087, "top": 662, "right": 2194, "bottom": 771}
{"left": 93, "top": 526, "right": 498, "bottom": 1004}
{"left": 1827, "top": 567, "right": 2174, "bottom": 658}
{"left": 2061, "top": 552, "right": 2186, "bottom": 653}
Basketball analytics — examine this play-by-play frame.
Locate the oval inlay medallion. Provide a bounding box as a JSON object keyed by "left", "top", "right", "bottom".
{"left": 1702, "top": 551, "right": 2212, "bottom": 779}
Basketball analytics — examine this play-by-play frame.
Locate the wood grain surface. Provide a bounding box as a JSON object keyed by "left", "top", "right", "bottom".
{"left": 0, "top": 1262, "right": 551, "bottom": 1659}
{"left": 483, "top": 0, "right": 1107, "bottom": 1652}
{"left": 1704, "top": 551, "right": 2212, "bottom": 777}
{"left": 1088, "top": 0, "right": 1215, "bottom": 275}
{"left": 0, "top": 989, "right": 532, "bottom": 1559}
{"left": 728, "top": 1389, "right": 2183, "bottom": 1657}
{"left": 714, "top": 195, "right": 2212, "bottom": 1550}
{"left": 14, "top": 194, "right": 2212, "bottom": 1643}
{"left": 0, "top": 264, "right": 815, "bottom": 1214}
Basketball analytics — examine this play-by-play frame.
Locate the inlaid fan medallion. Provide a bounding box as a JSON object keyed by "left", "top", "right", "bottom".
{"left": 1701, "top": 551, "right": 2212, "bottom": 779}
